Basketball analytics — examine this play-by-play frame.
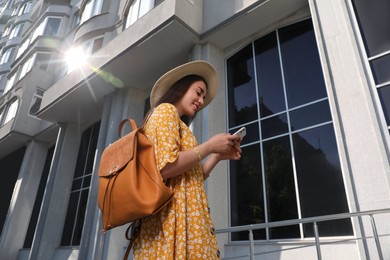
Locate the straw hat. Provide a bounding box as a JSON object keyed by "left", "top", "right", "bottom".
{"left": 150, "top": 60, "right": 219, "bottom": 109}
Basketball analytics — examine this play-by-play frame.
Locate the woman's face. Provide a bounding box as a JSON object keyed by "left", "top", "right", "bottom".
{"left": 175, "top": 80, "right": 207, "bottom": 117}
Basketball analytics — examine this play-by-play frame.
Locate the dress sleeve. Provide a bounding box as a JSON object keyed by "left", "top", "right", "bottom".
{"left": 145, "top": 103, "right": 181, "bottom": 171}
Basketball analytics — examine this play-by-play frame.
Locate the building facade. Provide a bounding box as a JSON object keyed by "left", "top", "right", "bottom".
{"left": 0, "top": 0, "right": 389, "bottom": 259}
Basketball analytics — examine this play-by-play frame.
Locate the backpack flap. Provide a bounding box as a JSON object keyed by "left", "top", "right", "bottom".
{"left": 98, "top": 130, "right": 137, "bottom": 177}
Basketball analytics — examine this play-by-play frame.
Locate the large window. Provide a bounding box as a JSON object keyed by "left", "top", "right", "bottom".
{"left": 352, "top": 0, "right": 390, "bottom": 135}
{"left": 227, "top": 19, "right": 352, "bottom": 241}
{"left": 61, "top": 122, "right": 100, "bottom": 246}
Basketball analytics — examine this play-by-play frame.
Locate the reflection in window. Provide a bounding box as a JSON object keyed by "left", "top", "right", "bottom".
{"left": 227, "top": 44, "right": 258, "bottom": 126}
{"left": 227, "top": 19, "right": 351, "bottom": 240}
{"left": 293, "top": 125, "right": 352, "bottom": 237}
{"left": 61, "top": 122, "right": 100, "bottom": 246}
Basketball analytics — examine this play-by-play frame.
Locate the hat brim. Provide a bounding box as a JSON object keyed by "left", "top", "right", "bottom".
{"left": 150, "top": 60, "right": 219, "bottom": 109}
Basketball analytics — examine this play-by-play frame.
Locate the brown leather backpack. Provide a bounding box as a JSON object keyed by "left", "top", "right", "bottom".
{"left": 97, "top": 118, "right": 174, "bottom": 233}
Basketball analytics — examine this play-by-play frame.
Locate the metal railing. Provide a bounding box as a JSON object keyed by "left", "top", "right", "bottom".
{"left": 216, "top": 208, "right": 390, "bottom": 260}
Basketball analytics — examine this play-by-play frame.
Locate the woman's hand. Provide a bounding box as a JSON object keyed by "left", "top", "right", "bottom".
{"left": 205, "top": 133, "right": 242, "bottom": 154}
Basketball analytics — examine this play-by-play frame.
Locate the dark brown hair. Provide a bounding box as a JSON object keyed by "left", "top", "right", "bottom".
{"left": 147, "top": 74, "right": 207, "bottom": 125}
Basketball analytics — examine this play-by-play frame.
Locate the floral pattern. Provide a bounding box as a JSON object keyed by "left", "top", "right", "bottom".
{"left": 133, "top": 103, "right": 220, "bottom": 259}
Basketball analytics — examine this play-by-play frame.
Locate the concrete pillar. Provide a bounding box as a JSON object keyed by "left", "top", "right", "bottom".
{"left": 0, "top": 141, "right": 48, "bottom": 260}
{"left": 309, "top": 0, "right": 390, "bottom": 259}
{"left": 29, "top": 124, "right": 81, "bottom": 260}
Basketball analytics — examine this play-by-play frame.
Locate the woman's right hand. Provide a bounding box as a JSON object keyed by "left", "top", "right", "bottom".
{"left": 205, "top": 133, "right": 242, "bottom": 154}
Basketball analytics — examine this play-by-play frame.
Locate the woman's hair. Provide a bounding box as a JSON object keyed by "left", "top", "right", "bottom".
{"left": 148, "top": 74, "right": 207, "bottom": 125}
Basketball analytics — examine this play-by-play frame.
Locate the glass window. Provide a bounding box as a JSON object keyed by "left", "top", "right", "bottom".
{"left": 19, "top": 52, "right": 51, "bottom": 80}
{"left": 3, "top": 99, "right": 18, "bottom": 125}
{"left": 9, "top": 23, "right": 24, "bottom": 39}
{"left": 279, "top": 20, "right": 328, "bottom": 108}
{"left": 227, "top": 19, "right": 351, "bottom": 241}
{"left": 263, "top": 136, "right": 300, "bottom": 239}
{"left": 3, "top": 74, "right": 16, "bottom": 94}
{"left": 370, "top": 53, "right": 390, "bottom": 85}
{"left": 254, "top": 32, "right": 285, "bottom": 117}
{"left": 292, "top": 125, "right": 352, "bottom": 236}
{"left": 352, "top": 0, "right": 390, "bottom": 57}
{"left": 3, "top": 26, "right": 11, "bottom": 37}
{"left": 31, "top": 17, "right": 61, "bottom": 42}
{"left": 378, "top": 85, "right": 390, "bottom": 126}
{"left": 227, "top": 44, "right": 258, "bottom": 126}
{"left": 61, "top": 122, "right": 100, "bottom": 246}
{"left": 18, "top": 1, "right": 32, "bottom": 15}
{"left": 29, "top": 89, "right": 44, "bottom": 117}
{"left": 352, "top": 0, "right": 390, "bottom": 132}
{"left": 0, "top": 48, "right": 15, "bottom": 64}
{"left": 230, "top": 144, "right": 265, "bottom": 241}
{"left": 0, "top": 107, "right": 4, "bottom": 125}
{"left": 80, "top": 0, "right": 103, "bottom": 24}
{"left": 125, "top": 0, "right": 155, "bottom": 28}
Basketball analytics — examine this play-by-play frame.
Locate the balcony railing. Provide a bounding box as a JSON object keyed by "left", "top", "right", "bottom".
{"left": 216, "top": 208, "right": 390, "bottom": 260}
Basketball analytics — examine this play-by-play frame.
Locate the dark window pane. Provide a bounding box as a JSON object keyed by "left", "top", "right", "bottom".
{"left": 82, "top": 175, "right": 91, "bottom": 188}
{"left": 292, "top": 125, "right": 352, "bottom": 236}
{"left": 279, "top": 19, "right": 327, "bottom": 108}
{"left": 290, "top": 100, "right": 332, "bottom": 131}
{"left": 227, "top": 44, "right": 258, "bottom": 127}
{"left": 230, "top": 145, "right": 265, "bottom": 240}
{"left": 352, "top": 0, "right": 390, "bottom": 57}
{"left": 61, "top": 121, "right": 100, "bottom": 246}
{"left": 85, "top": 122, "right": 100, "bottom": 174}
{"left": 378, "top": 85, "right": 390, "bottom": 126}
{"left": 74, "top": 127, "right": 92, "bottom": 178}
{"left": 61, "top": 192, "right": 79, "bottom": 246}
{"left": 71, "top": 189, "right": 89, "bottom": 246}
{"left": 71, "top": 178, "right": 82, "bottom": 191}
{"left": 370, "top": 54, "right": 390, "bottom": 85}
{"left": 0, "top": 147, "right": 26, "bottom": 235}
{"left": 229, "top": 122, "right": 259, "bottom": 145}
{"left": 261, "top": 113, "right": 288, "bottom": 139}
{"left": 263, "top": 137, "right": 299, "bottom": 239}
{"left": 255, "top": 32, "right": 286, "bottom": 117}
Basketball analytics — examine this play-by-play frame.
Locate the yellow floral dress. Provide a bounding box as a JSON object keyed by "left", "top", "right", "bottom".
{"left": 133, "top": 103, "right": 220, "bottom": 259}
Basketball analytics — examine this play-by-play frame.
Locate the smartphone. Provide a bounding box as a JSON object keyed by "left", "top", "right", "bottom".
{"left": 233, "top": 127, "right": 246, "bottom": 138}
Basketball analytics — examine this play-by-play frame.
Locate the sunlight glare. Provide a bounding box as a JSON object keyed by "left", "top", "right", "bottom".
{"left": 65, "top": 47, "right": 88, "bottom": 72}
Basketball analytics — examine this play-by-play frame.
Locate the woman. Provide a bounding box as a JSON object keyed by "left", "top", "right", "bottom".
{"left": 132, "top": 60, "right": 242, "bottom": 259}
